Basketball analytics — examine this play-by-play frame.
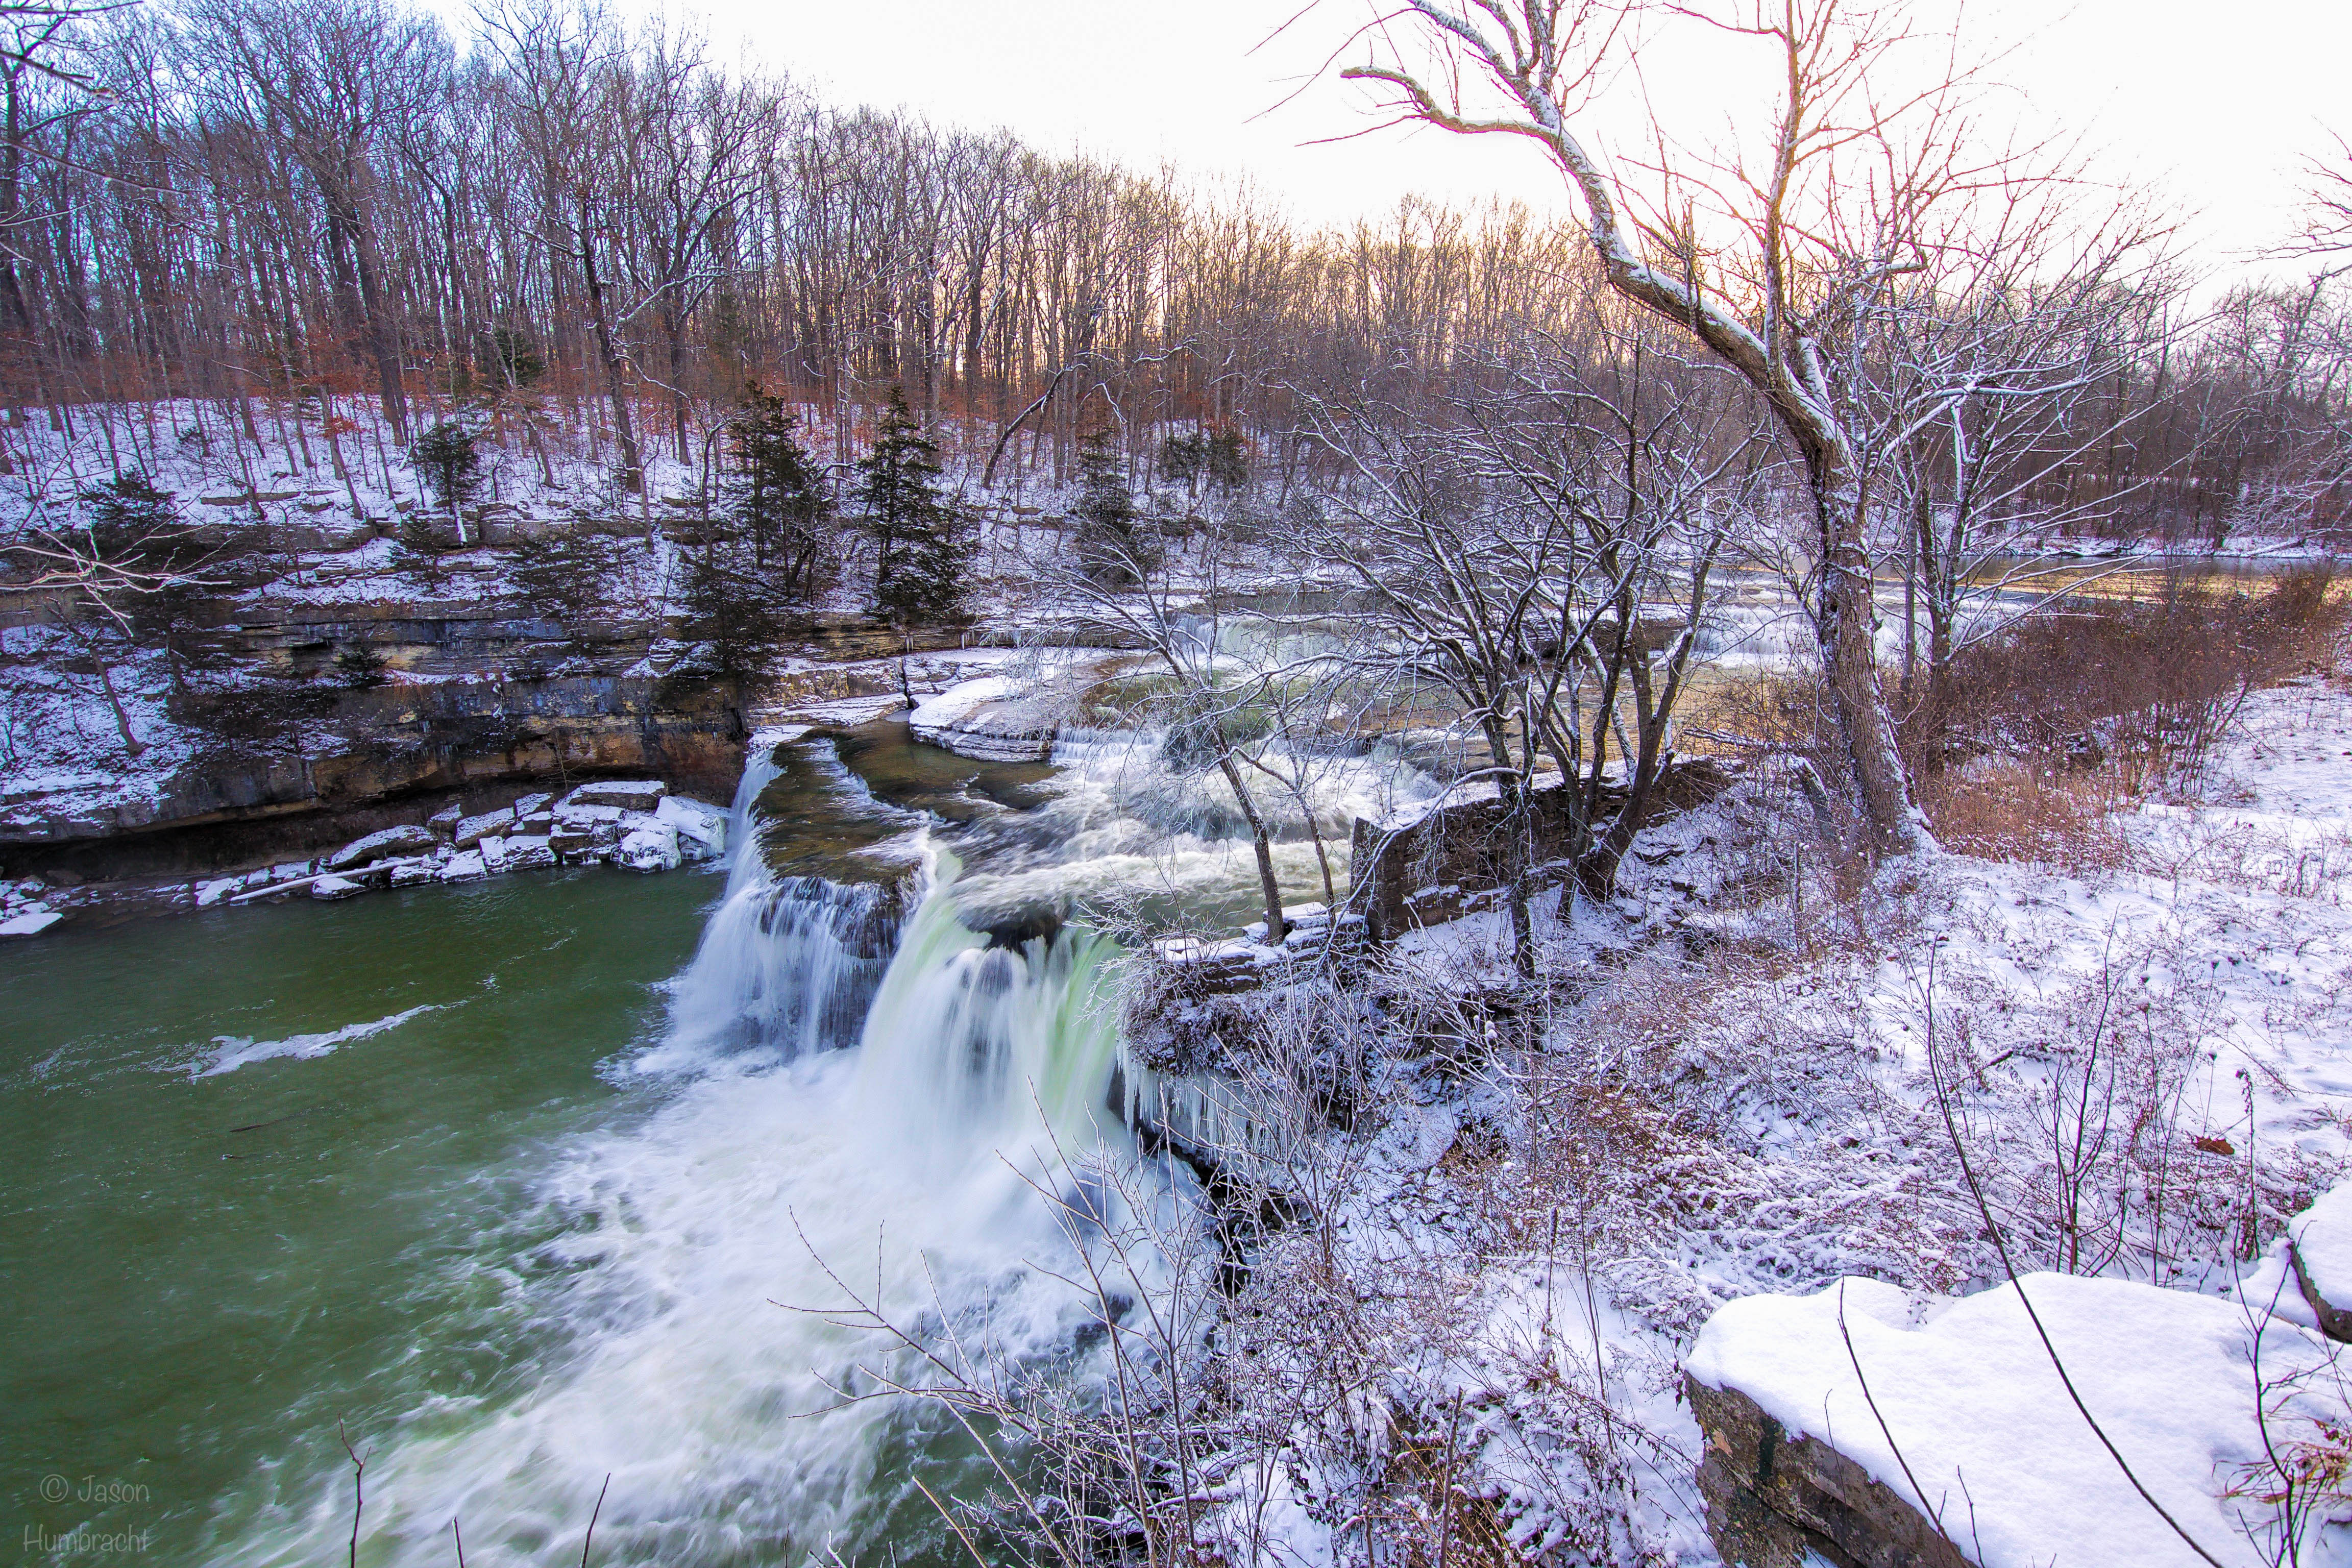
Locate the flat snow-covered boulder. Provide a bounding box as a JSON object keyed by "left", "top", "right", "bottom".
{"left": 909, "top": 676, "right": 1059, "bottom": 762}
{"left": 436, "top": 850, "right": 488, "bottom": 883}
{"left": 562, "top": 779, "right": 668, "bottom": 813}
{"left": 500, "top": 835, "right": 557, "bottom": 870}
{"left": 0, "top": 908, "right": 63, "bottom": 935}
{"left": 655, "top": 795, "right": 728, "bottom": 860}
{"left": 309, "top": 875, "right": 365, "bottom": 900}
{"left": 451, "top": 811, "right": 513, "bottom": 849}
{"left": 325, "top": 824, "right": 438, "bottom": 871}
{"left": 614, "top": 822, "right": 682, "bottom": 873}
{"left": 1686, "top": 1273, "right": 2336, "bottom": 1568}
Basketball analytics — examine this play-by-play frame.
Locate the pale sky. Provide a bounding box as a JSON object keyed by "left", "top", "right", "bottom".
{"left": 658, "top": 0, "right": 2340, "bottom": 279}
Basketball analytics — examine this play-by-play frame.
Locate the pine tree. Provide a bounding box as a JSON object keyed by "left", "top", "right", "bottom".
{"left": 411, "top": 420, "right": 482, "bottom": 530}
{"left": 510, "top": 529, "right": 616, "bottom": 649}
{"left": 726, "top": 382, "right": 835, "bottom": 602}
{"left": 676, "top": 538, "right": 789, "bottom": 687}
{"left": 74, "top": 471, "right": 223, "bottom": 692}
{"left": 1072, "top": 426, "right": 1159, "bottom": 587}
{"left": 854, "top": 387, "right": 972, "bottom": 622}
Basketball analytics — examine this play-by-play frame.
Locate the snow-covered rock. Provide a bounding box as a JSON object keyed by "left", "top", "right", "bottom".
{"left": 500, "top": 835, "right": 556, "bottom": 870}
{"left": 451, "top": 811, "right": 512, "bottom": 849}
{"left": 614, "top": 821, "right": 682, "bottom": 873}
{"left": 309, "top": 875, "right": 365, "bottom": 900}
{"left": 2290, "top": 1185, "right": 2352, "bottom": 1340}
{"left": 436, "top": 850, "right": 488, "bottom": 883}
{"left": 909, "top": 676, "right": 1059, "bottom": 762}
{"left": 654, "top": 794, "right": 728, "bottom": 860}
{"left": 562, "top": 779, "right": 668, "bottom": 812}
{"left": 0, "top": 908, "right": 63, "bottom": 936}
{"left": 324, "top": 824, "right": 437, "bottom": 871}
{"left": 511, "top": 792, "right": 553, "bottom": 818}
{"left": 389, "top": 861, "right": 437, "bottom": 888}
{"left": 427, "top": 802, "right": 464, "bottom": 838}
{"left": 1686, "top": 1273, "right": 2335, "bottom": 1568}
{"left": 194, "top": 877, "right": 240, "bottom": 908}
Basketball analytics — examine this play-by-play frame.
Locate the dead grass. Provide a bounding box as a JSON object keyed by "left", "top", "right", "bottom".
{"left": 1911, "top": 756, "right": 2137, "bottom": 869}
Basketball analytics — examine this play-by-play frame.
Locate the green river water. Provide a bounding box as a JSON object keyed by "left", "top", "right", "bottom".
{"left": 1, "top": 869, "right": 718, "bottom": 1561}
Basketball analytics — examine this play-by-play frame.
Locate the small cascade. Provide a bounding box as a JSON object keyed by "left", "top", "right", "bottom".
{"left": 726, "top": 738, "right": 787, "bottom": 857}
{"left": 853, "top": 862, "right": 1131, "bottom": 1173}
{"left": 645, "top": 742, "right": 920, "bottom": 1071}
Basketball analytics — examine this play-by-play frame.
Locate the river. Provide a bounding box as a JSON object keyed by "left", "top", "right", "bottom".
{"left": 2, "top": 714, "right": 1419, "bottom": 1566}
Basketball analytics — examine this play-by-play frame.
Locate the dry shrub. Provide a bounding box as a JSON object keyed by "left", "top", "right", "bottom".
{"left": 1911, "top": 565, "right": 2348, "bottom": 795}
{"left": 1911, "top": 756, "right": 2135, "bottom": 868}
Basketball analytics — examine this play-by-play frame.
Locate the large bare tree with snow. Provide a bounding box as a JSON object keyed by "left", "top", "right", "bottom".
{"left": 1334, "top": 0, "right": 2053, "bottom": 857}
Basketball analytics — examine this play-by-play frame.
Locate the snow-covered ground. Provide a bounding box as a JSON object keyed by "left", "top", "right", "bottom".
{"left": 1230, "top": 674, "right": 2352, "bottom": 1565}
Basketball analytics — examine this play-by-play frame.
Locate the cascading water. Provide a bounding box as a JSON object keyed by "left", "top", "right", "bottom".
{"left": 235, "top": 851, "right": 1157, "bottom": 1568}
{"left": 646, "top": 742, "right": 919, "bottom": 1071}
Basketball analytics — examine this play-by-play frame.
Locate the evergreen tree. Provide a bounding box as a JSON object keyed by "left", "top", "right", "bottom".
{"left": 854, "top": 387, "right": 972, "bottom": 622}
{"left": 75, "top": 472, "right": 229, "bottom": 690}
{"left": 510, "top": 529, "right": 616, "bottom": 649}
{"left": 397, "top": 512, "right": 458, "bottom": 590}
{"left": 675, "top": 537, "right": 789, "bottom": 688}
{"left": 1203, "top": 427, "right": 1250, "bottom": 492}
{"left": 411, "top": 420, "right": 482, "bottom": 527}
{"left": 726, "top": 382, "right": 835, "bottom": 602}
{"left": 1072, "top": 426, "right": 1159, "bottom": 587}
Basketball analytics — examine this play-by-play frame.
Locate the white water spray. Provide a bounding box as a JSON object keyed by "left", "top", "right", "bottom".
{"left": 236, "top": 852, "right": 1153, "bottom": 1568}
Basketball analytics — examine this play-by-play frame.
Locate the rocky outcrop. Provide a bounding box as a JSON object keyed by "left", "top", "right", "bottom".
{"left": 0, "top": 672, "right": 744, "bottom": 886}
{"left": 1346, "top": 758, "right": 1735, "bottom": 941}
{"left": 1687, "top": 1378, "right": 1972, "bottom": 1568}
{"left": 909, "top": 676, "right": 1062, "bottom": 762}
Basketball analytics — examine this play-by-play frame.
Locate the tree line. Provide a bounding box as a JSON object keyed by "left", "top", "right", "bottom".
{"left": 0, "top": 0, "right": 2341, "bottom": 535}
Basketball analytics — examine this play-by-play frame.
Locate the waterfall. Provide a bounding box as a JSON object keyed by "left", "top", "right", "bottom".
{"left": 853, "top": 863, "right": 1130, "bottom": 1169}
{"left": 645, "top": 742, "right": 921, "bottom": 1072}
{"left": 240, "top": 855, "right": 1160, "bottom": 1568}
{"left": 726, "top": 737, "right": 786, "bottom": 861}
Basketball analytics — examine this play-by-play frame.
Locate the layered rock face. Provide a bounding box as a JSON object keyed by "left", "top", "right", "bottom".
{"left": 1, "top": 596, "right": 749, "bottom": 886}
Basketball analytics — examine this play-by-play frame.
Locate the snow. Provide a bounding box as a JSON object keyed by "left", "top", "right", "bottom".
{"left": 615, "top": 821, "right": 683, "bottom": 873}
{"left": 906, "top": 674, "right": 1018, "bottom": 731}
{"left": 436, "top": 850, "right": 488, "bottom": 883}
{"left": 1687, "top": 1272, "right": 2340, "bottom": 1568}
{"left": 0, "top": 908, "right": 62, "bottom": 935}
{"left": 655, "top": 794, "right": 729, "bottom": 860}
{"left": 2294, "top": 1186, "right": 2352, "bottom": 1311}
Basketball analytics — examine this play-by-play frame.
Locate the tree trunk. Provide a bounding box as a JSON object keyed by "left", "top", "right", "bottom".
{"left": 1215, "top": 751, "right": 1288, "bottom": 947}
{"left": 577, "top": 200, "right": 643, "bottom": 492}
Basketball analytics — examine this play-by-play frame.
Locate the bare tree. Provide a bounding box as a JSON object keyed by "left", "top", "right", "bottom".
{"left": 1332, "top": 0, "right": 2065, "bottom": 857}
{"left": 1298, "top": 315, "right": 1756, "bottom": 971}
